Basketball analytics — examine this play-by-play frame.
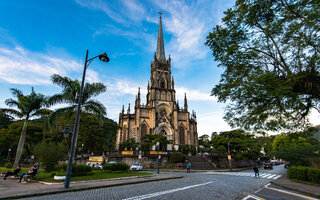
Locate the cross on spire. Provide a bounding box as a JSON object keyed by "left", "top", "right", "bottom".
{"left": 156, "top": 11, "right": 165, "bottom": 61}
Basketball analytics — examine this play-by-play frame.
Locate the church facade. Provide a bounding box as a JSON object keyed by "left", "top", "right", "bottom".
{"left": 115, "top": 14, "right": 198, "bottom": 151}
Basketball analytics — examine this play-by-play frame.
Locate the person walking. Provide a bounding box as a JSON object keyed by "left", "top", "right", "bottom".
{"left": 253, "top": 165, "right": 259, "bottom": 177}
{"left": 186, "top": 162, "right": 191, "bottom": 173}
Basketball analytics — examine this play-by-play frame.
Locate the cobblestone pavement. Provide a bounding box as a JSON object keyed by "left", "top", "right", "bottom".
{"left": 23, "top": 166, "right": 287, "bottom": 200}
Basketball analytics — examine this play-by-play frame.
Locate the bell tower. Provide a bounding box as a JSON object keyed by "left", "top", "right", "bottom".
{"left": 147, "top": 12, "right": 175, "bottom": 106}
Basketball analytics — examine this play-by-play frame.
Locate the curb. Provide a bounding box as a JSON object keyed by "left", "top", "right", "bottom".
{"left": 38, "top": 174, "right": 155, "bottom": 185}
{"left": 270, "top": 181, "right": 320, "bottom": 199}
{"left": 0, "top": 175, "right": 183, "bottom": 200}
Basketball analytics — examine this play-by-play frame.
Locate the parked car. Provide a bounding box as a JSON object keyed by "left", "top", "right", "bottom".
{"left": 264, "top": 163, "right": 273, "bottom": 169}
{"left": 86, "top": 162, "right": 103, "bottom": 169}
{"left": 108, "top": 161, "right": 117, "bottom": 164}
{"left": 130, "top": 163, "right": 143, "bottom": 171}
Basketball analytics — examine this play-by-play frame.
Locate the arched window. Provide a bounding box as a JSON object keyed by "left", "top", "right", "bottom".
{"left": 179, "top": 126, "right": 185, "bottom": 145}
{"left": 122, "top": 127, "right": 127, "bottom": 142}
{"left": 161, "top": 80, "right": 165, "bottom": 88}
{"left": 141, "top": 124, "right": 147, "bottom": 139}
{"left": 160, "top": 130, "right": 167, "bottom": 135}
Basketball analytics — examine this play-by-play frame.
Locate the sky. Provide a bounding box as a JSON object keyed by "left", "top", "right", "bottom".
{"left": 0, "top": 0, "right": 319, "bottom": 137}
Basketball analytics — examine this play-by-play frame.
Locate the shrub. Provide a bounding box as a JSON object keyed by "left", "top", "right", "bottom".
{"left": 33, "top": 142, "right": 67, "bottom": 172}
{"left": 288, "top": 166, "right": 320, "bottom": 184}
{"left": 71, "top": 164, "right": 92, "bottom": 177}
{"left": 169, "top": 152, "right": 185, "bottom": 163}
{"left": 53, "top": 163, "right": 92, "bottom": 177}
{"left": 103, "top": 163, "right": 129, "bottom": 171}
{"left": 4, "top": 163, "right": 13, "bottom": 168}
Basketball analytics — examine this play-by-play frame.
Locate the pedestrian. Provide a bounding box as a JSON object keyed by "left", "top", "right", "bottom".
{"left": 186, "top": 162, "right": 191, "bottom": 173}
{"left": 253, "top": 165, "right": 259, "bottom": 177}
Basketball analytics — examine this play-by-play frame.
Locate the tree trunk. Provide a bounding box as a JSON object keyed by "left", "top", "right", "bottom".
{"left": 14, "top": 119, "right": 28, "bottom": 166}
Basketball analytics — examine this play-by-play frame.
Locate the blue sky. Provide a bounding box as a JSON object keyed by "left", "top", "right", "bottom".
{"left": 0, "top": 0, "right": 318, "bottom": 136}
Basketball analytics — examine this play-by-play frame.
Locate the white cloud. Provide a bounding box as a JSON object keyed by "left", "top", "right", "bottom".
{"left": 0, "top": 46, "right": 84, "bottom": 85}
{"left": 175, "top": 86, "right": 217, "bottom": 101}
{"left": 197, "top": 111, "right": 231, "bottom": 136}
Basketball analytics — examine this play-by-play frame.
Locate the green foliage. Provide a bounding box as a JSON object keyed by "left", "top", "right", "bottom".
{"left": 140, "top": 134, "right": 172, "bottom": 151}
{"left": 179, "top": 145, "right": 197, "bottom": 156}
{"left": 0, "top": 87, "right": 50, "bottom": 165}
{"left": 0, "top": 113, "right": 13, "bottom": 129}
{"left": 71, "top": 164, "right": 93, "bottom": 177}
{"left": 274, "top": 145, "right": 320, "bottom": 167}
{"left": 211, "top": 130, "right": 261, "bottom": 160}
{"left": 4, "top": 163, "right": 13, "bottom": 168}
{"left": 169, "top": 152, "right": 185, "bottom": 163}
{"left": 288, "top": 166, "right": 320, "bottom": 184}
{"left": 205, "top": 0, "right": 320, "bottom": 131}
{"left": 119, "top": 138, "right": 139, "bottom": 151}
{"left": 54, "top": 163, "right": 92, "bottom": 177}
{"left": 77, "top": 113, "right": 118, "bottom": 153}
{"left": 47, "top": 74, "right": 107, "bottom": 125}
{"left": 33, "top": 141, "right": 67, "bottom": 172}
{"left": 103, "top": 163, "right": 130, "bottom": 171}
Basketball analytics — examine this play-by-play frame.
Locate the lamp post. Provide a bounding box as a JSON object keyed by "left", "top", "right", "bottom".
{"left": 156, "top": 142, "right": 160, "bottom": 174}
{"left": 6, "top": 148, "right": 11, "bottom": 162}
{"left": 227, "top": 135, "right": 232, "bottom": 172}
{"left": 64, "top": 50, "right": 109, "bottom": 189}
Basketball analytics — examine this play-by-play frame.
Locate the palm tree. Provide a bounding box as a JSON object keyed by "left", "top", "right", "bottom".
{"left": 0, "top": 87, "right": 50, "bottom": 166}
{"left": 47, "top": 74, "right": 107, "bottom": 125}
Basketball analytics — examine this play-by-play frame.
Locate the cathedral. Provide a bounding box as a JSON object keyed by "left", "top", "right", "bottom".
{"left": 115, "top": 14, "right": 198, "bottom": 151}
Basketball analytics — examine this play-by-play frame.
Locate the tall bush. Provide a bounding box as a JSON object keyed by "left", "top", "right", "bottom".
{"left": 33, "top": 141, "right": 67, "bottom": 172}
{"left": 103, "top": 163, "right": 129, "bottom": 171}
{"left": 169, "top": 152, "right": 185, "bottom": 163}
{"left": 288, "top": 166, "right": 320, "bottom": 184}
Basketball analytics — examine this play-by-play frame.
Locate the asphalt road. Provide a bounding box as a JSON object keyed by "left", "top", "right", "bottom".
{"left": 24, "top": 165, "right": 317, "bottom": 200}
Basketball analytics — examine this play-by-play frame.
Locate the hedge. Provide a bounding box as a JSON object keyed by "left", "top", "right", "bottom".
{"left": 55, "top": 163, "right": 92, "bottom": 177}
{"left": 103, "top": 163, "right": 129, "bottom": 171}
{"left": 288, "top": 166, "right": 320, "bottom": 184}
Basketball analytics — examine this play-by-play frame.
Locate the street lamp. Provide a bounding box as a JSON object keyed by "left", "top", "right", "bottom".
{"left": 6, "top": 148, "right": 11, "bottom": 162}
{"left": 64, "top": 50, "right": 109, "bottom": 189}
{"left": 156, "top": 142, "right": 160, "bottom": 174}
{"left": 227, "top": 135, "right": 233, "bottom": 172}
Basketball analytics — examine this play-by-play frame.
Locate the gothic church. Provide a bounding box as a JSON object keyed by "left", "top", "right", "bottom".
{"left": 116, "top": 14, "right": 198, "bottom": 151}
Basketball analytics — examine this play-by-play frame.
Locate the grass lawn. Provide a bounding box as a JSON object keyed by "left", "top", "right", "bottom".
{"left": 35, "top": 170, "right": 152, "bottom": 183}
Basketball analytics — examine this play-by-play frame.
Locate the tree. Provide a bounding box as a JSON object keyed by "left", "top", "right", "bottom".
{"left": 211, "top": 130, "right": 261, "bottom": 160}
{"left": 0, "top": 113, "right": 13, "bottom": 129}
{"left": 119, "top": 138, "right": 139, "bottom": 151}
{"left": 47, "top": 74, "right": 107, "bottom": 125}
{"left": 0, "top": 88, "right": 50, "bottom": 166}
{"left": 140, "top": 134, "right": 172, "bottom": 151}
{"left": 205, "top": 0, "right": 320, "bottom": 131}
{"left": 33, "top": 141, "right": 67, "bottom": 172}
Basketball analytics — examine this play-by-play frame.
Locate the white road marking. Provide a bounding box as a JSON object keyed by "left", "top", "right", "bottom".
{"left": 205, "top": 172, "right": 281, "bottom": 180}
{"left": 266, "top": 174, "right": 277, "bottom": 179}
{"left": 122, "top": 181, "right": 213, "bottom": 200}
{"left": 242, "top": 195, "right": 264, "bottom": 200}
{"left": 273, "top": 175, "right": 282, "bottom": 179}
{"left": 265, "top": 184, "right": 318, "bottom": 200}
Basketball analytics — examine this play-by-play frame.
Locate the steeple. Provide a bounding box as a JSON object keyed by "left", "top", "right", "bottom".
{"left": 184, "top": 93, "right": 188, "bottom": 110}
{"left": 156, "top": 12, "right": 166, "bottom": 61}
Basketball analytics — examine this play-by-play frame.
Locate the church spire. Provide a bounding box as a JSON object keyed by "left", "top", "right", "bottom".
{"left": 156, "top": 12, "right": 165, "bottom": 61}
{"left": 184, "top": 93, "right": 188, "bottom": 110}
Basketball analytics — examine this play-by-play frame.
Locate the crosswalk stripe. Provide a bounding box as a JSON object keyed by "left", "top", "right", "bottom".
{"left": 205, "top": 171, "right": 282, "bottom": 180}
{"left": 273, "top": 175, "right": 282, "bottom": 179}
{"left": 267, "top": 174, "right": 277, "bottom": 179}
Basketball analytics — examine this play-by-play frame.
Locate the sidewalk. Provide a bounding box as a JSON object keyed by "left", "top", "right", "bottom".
{"left": 0, "top": 173, "right": 182, "bottom": 199}
{"left": 271, "top": 173, "right": 320, "bottom": 198}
